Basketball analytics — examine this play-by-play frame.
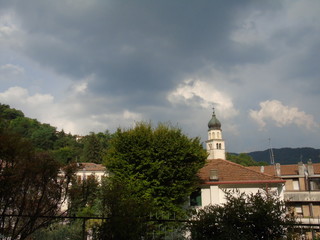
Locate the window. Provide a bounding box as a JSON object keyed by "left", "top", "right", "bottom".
{"left": 295, "top": 206, "right": 303, "bottom": 216}
{"left": 293, "top": 179, "right": 300, "bottom": 190}
{"left": 310, "top": 178, "right": 320, "bottom": 190}
{"left": 190, "top": 189, "right": 202, "bottom": 207}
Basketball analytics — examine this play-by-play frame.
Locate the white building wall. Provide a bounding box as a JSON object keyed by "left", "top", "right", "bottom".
{"left": 206, "top": 129, "right": 226, "bottom": 160}
{"left": 201, "top": 185, "right": 284, "bottom": 207}
{"left": 76, "top": 170, "right": 107, "bottom": 182}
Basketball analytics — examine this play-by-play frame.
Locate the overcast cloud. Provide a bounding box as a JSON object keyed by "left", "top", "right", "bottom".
{"left": 0, "top": 0, "right": 319, "bottom": 154}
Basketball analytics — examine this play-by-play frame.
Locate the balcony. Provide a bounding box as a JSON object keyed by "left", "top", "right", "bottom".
{"left": 284, "top": 191, "right": 320, "bottom": 202}
{"left": 296, "top": 217, "right": 320, "bottom": 226}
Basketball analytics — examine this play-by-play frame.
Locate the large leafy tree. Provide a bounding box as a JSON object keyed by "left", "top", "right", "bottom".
{"left": 188, "top": 191, "right": 296, "bottom": 240}
{"left": 0, "top": 104, "right": 24, "bottom": 121}
{"left": 104, "top": 122, "right": 207, "bottom": 216}
{"left": 82, "top": 133, "right": 103, "bottom": 163}
{"left": 94, "top": 178, "right": 154, "bottom": 240}
{"left": 0, "top": 128, "right": 75, "bottom": 240}
{"left": 81, "top": 131, "right": 113, "bottom": 163}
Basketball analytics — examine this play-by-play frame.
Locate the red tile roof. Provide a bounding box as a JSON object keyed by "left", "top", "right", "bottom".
{"left": 248, "top": 163, "right": 320, "bottom": 176}
{"left": 198, "top": 159, "right": 284, "bottom": 185}
{"left": 77, "top": 162, "right": 106, "bottom": 171}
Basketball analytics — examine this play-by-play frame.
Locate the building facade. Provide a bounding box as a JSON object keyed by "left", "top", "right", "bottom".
{"left": 249, "top": 162, "right": 320, "bottom": 239}
{"left": 192, "top": 110, "right": 285, "bottom": 207}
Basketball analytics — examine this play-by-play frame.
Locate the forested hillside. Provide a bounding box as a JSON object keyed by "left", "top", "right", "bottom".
{"left": 248, "top": 148, "right": 320, "bottom": 165}
{"left": 0, "top": 103, "right": 112, "bottom": 164}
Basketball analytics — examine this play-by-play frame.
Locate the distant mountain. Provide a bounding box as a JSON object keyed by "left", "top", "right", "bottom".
{"left": 247, "top": 148, "right": 320, "bottom": 165}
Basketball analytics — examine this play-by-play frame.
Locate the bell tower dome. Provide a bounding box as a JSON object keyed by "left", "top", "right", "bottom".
{"left": 206, "top": 108, "right": 226, "bottom": 160}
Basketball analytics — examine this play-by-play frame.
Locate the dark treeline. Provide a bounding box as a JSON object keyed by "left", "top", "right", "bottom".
{"left": 0, "top": 103, "right": 113, "bottom": 164}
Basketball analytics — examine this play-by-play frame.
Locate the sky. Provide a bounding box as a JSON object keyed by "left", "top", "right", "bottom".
{"left": 0, "top": 0, "right": 319, "bottom": 154}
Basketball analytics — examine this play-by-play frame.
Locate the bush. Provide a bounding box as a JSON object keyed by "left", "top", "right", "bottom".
{"left": 188, "top": 190, "right": 295, "bottom": 240}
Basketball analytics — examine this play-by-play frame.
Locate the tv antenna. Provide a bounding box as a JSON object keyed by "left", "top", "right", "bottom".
{"left": 268, "top": 138, "right": 275, "bottom": 166}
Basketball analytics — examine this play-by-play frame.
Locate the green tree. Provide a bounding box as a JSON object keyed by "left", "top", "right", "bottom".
{"left": 94, "top": 178, "right": 154, "bottom": 240}
{"left": 188, "top": 190, "right": 296, "bottom": 240}
{"left": 82, "top": 133, "right": 103, "bottom": 163}
{"left": 30, "top": 123, "right": 57, "bottom": 150}
{"left": 53, "top": 130, "right": 83, "bottom": 164}
{"left": 9, "top": 116, "right": 39, "bottom": 138}
{"left": 227, "top": 153, "right": 268, "bottom": 166}
{"left": 0, "top": 128, "right": 75, "bottom": 240}
{"left": 68, "top": 175, "right": 100, "bottom": 217}
{"left": 52, "top": 146, "right": 78, "bottom": 164}
{"left": 104, "top": 122, "right": 207, "bottom": 217}
{"left": 0, "top": 103, "right": 24, "bottom": 121}
{"left": 31, "top": 221, "right": 83, "bottom": 240}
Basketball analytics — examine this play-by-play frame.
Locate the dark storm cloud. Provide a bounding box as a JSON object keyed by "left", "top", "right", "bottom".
{"left": 6, "top": 0, "right": 281, "bottom": 101}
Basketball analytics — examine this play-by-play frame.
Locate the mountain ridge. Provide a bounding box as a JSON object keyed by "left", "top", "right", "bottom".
{"left": 247, "top": 147, "right": 320, "bottom": 165}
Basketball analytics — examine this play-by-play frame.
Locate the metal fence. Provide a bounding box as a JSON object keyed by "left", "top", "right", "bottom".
{"left": 2, "top": 213, "right": 320, "bottom": 240}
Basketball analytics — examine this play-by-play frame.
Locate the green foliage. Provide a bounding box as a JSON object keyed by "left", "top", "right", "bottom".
{"left": 52, "top": 146, "right": 78, "bottom": 164}
{"left": 104, "top": 122, "right": 207, "bottom": 216}
{"left": 68, "top": 175, "right": 100, "bottom": 217}
{"left": 9, "top": 116, "right": 39, "bottom": 137}
{"left": 94, "top": 178, "right": 154, "bottom": 240}
{"left": 0, "top": 103, "right": 24, "bottom": 121}
{"left": 82, "top": 133, "right": 103, "bottom": 163}
{"left": 81, "top": 131, "right": 113, "bottom": 163}
{"left": 32, "top": 221, "right": 83, "bottom": 240}
{"left": 0, "top": 104, "right": 116, "bottom": 163}
{"left": 0, "top": 128, "right": 75, "bottom": 240}
{"left": 188, "top": 190, "right": 296, "bottom": 240}
{"left": 8, "top": 116, "right": 58, "bottom": 150}
{"left": 227, "top": 152, "right": 268, "bottom": 166}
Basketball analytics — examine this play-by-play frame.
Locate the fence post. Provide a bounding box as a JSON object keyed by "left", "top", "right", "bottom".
{"left": 82, "top": 218, "right": 86, "bottom": 240}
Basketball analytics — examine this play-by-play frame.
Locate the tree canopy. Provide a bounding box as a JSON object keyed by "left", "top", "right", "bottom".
{"left": 0, "top": 103, "right": 113, "bottom": 164}
{"left": 0, "top": 127, "right": 75, "bottom": 240}
{"left": 188, "top": 190, "right": 296, "bottom": 240}
{"left": 104, "top": 122, "right": 207, "bottom": 216}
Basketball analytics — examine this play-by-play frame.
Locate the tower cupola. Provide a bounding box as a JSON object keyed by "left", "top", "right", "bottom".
{"left": 208, "top": 108, "right": 221, "bottom": 130}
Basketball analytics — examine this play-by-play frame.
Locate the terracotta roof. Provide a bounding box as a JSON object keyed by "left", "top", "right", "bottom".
{"left": 77, "top": 162, "right": 106, "bottom": 171}
{"left": 198, "top": 159, "right": 284, "bottom": 185}
{"left": 248, "top": 163, "right": 320, "bottom": 176}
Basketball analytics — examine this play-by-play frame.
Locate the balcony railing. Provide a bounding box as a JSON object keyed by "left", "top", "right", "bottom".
{"left": 284, "top": 191, "right": 320, "bottom": 202}
{"left": 296, "top": 217, "right": 320, "bottom": 226}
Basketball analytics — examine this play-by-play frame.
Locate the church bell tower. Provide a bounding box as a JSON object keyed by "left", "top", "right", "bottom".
{"left": 206, "top": 108, "right": 226, "bottom": 160}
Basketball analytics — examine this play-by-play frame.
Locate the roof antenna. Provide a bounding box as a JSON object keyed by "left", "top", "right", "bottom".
{"left": 268, "top": 138, "right": 275, "bottom": 166}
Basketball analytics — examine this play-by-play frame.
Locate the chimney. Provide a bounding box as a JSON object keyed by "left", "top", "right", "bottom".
{"left": 275, "top": 163, "right": 281, "bottom": 177}
{"left": 307, "top": 160, "right": 314, "bottom": 176}
{"left": 298, "top": 161, "right": 304, "bottom": 176}
{"left": 209, "top": 169, "right": 218, "bottom": 181}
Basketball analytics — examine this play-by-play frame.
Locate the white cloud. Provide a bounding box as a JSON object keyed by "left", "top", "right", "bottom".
{"left": 0, "top": 86, "right": 53, "bottom": 107}
{"left": 249, "top": 100, "right": 318, "bottom": 130}
{"left": 0, "top": 64, "right": 24, "bottom": 81}
{"left": 0, "top": 86, "right": 143, "bottom": 135}
{"left": 168, "top": 78, "right": 238, "bottom": 119}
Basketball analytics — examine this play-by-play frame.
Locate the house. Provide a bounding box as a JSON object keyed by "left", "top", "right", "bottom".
{"left": 60, "top": 162, "right": 107, "bottom": 212}
{"left": 75, "top": 162, "right": 108, "bottom": 182}
{"left": 249, "top": 162, "right": 320, "bottom": 239}
{"left": 191, "top": 109, "right": 285, "bottom": 207}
